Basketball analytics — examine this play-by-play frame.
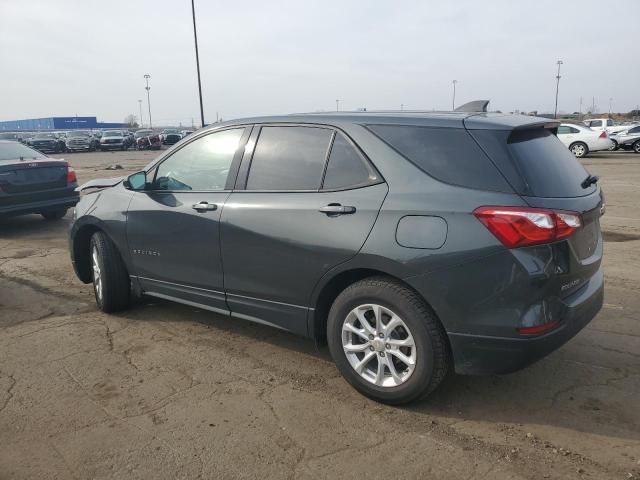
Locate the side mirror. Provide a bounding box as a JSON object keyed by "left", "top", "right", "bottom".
{"left": 124, "top": 171, "right": 147, "bottom": 191}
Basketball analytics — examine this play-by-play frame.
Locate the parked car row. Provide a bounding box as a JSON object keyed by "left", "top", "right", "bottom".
{"left": 556, "top": 119, "right": 640, "bottom": 157}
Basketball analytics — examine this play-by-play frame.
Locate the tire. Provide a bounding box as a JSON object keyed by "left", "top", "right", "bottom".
{"left": 327, "top": 276, "right": 450, "bottom": 404}
{"left": 633, "top": 140, "right": 640, "bottom": 154}
{"left": 41, "top": 208, "right": 67, "bottom": 220}
{"left": 89, "top": 231, "right": 131, "bottom": 313}
{"left": 608, "top": 140, "right": 618, "bottom": 151}
{"left": 569, "top": 141, "right": 588, "bottom": 158}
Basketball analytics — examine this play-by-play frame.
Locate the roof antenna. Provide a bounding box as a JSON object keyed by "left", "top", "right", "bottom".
{"left": 454, "top": 100, "right": 490, "bottom": 113}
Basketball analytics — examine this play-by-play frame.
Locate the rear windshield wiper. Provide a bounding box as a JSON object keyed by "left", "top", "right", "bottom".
{"left": 581, "top": 174, "right": 599, "bottom": 189}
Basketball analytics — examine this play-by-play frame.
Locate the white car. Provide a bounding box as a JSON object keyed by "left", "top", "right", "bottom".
{"left": 557, "top": 123, "right": 613, "bottom": 158}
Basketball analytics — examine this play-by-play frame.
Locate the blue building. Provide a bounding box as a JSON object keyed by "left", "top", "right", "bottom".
{"left": 0, "top": 116, "right": 127, "bottom": 131}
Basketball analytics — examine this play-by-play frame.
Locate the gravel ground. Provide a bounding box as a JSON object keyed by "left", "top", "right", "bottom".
{"left": 0, "top": 149, "right": 639, "bottom": 479}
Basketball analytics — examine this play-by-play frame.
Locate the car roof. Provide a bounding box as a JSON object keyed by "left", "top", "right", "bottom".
{"left": 203, "top": 111, "right": 558, "bottom": 132}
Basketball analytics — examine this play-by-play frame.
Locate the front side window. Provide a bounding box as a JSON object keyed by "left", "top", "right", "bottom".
{"left": 153, "top": 128, "right": 244, "bottom": 191}
{"left": 246, "top": 126, "right": 333, "bottom": 190}
{"left": 322, "top": 133, "right": 379, "bottom": 190}
{"left": 628, "top": 126, "right": 640, "bottom": 134}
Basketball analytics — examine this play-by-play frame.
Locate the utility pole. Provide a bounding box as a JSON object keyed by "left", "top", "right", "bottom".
{"left": 579, "top": 96, "right": 583, "bottom": 120}
{"left": 191, "top": 0, "right": 205, "bottom": 128}
{"left": 138, "top": 99, "right": 143, "bottom": 128}
{"left": 144, "top": 74, "right": 152, "bottom": 128}
{"left": 400, "top": 104, "right": 404, "bottom": 111}
{"left": 336, "top": 99, "right": 340, "bottom": 112}
{"left": 452, "top": 80, "right": 457, "bottom": 110}
{"left": 554, "top": 60, "right": 563, "bottom": 119}
{"left": 609, "top": 97, "right": 613, "bottom": 115}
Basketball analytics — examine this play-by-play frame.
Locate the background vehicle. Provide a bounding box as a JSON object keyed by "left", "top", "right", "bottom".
{"left": 0, "top": 132, "right": 19, "bottom": 141}
{"left": 99, "top": 130, "right": 126, "bottom": 151}
{"left": 180, "top": 129, "right": 194, "bottom": 137}
{"left": 70, "top": 112, "right": 604, "bottom": 404}
{"left": 557, "top": 123, "right": 612, "bottom": 157}
{"left": 122, "top": 131, "right": 135, "bottom": 150}
{"left": 610, "top": 125, "right": 640, "bottom": 153}
{"left": 27, "top": 132, "right": 66, "bottom": 153}
{"left": 134, "top": 129, "right": 161, "bottom": 150}
{"left": 65, "top": 130, "right": 99, "bottom": 152}
{"left": 160, "top": 128, "right": 182, "bottom": 145}
{"left": 0, "top": 140, "right": 78, "bottom": 219}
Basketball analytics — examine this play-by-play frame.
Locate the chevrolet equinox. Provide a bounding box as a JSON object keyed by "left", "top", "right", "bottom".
{"left": 69, "top": 112, "right": 604, "bottom": 404}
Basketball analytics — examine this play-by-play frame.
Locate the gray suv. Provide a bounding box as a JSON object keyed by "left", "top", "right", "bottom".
{"left": 69, "top": 112, "right": 604, "bottom": 404}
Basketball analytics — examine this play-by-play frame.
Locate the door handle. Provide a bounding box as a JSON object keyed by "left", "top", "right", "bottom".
{"left": 192, "top": 202, "right": 218, "bottom": 212}
{"left": 319, "top": 204, "right": 356, "bottom": 216}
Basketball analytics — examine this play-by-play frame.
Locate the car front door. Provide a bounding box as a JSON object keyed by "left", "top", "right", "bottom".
{"left": 220, "top": 125, "right": 388, "bottom": 335}
{"left": 126, "top": 126, "right": 250, "bottom": 314}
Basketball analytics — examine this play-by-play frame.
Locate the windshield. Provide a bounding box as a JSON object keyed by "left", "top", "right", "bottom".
{"left": 0, "top": 142, "right": 45, "bottom": 161}
{"left": 135, "top": 130, "right": 153, "bottom": 138}
{"left": 68, "top": 131, "right": 90, "bottom": 138}
{"left": 163, "top": 129, "right": 179, "bottom": 134}
{"left": 34, "top": 133, "right": 57, "bottom": 139}
{"left": 103, "top": 131, "right": 122, "bottom": 137}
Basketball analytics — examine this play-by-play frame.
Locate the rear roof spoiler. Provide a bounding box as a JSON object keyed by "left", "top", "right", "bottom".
{"left": 455, "top": 100, "right": 490, "bottom": 113}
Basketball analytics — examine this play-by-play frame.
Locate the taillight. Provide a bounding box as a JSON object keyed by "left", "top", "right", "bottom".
{"left": 473, "top": 206, "right": 581, "bottom": 248}
{"left": 599, "top": 131, "right": 607, "bottom": 138}
{"left": 67, "top": 166, "right": 77, "bottom": 184}
{"left": 517, "top": 320, "right": 561, "bottom": 335}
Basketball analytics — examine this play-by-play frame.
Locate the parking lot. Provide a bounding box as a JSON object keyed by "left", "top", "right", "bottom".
{"left": 0, "top": 148, "right": 639, "bottom": 479}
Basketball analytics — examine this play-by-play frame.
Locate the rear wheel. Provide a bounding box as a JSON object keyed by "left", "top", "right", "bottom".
{"left": 633, "top": 140, "right": 640, "bottom": 154}
{"left": 569, "top": 142, "right": 588, "bottom": 158}
{"left": 41, "top": 208, "right": 67, "bottom": 220}
{"left": 90, "top": 231, "right": 130, "bottom": 313}
{"left": 327, "top": 277, "right": 450, "bottom": 404}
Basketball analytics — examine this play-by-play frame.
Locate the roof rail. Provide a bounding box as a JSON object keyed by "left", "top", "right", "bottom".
{"left": 454, "top": 100, "right": 490, "bottom": 113}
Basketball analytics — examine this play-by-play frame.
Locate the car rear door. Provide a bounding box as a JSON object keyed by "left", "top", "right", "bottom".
{"left": 126, "top": 127, "right": 250, "bottom": 314}
{"left": 220, "top": 125, "right": 387, "bottom": 335}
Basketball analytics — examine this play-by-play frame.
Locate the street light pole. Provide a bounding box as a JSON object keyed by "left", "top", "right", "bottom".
{"left": 609, "top": 97, "right": 613, "bottom": 115}
{"left": 138, "top": 99, "right": 143, "bottom": 128}
{"left": 554, "top": 60, "right": 563, "bottom": 119}
{"left": 452, "top": 80, "right": 457, "bottom": 110}
{"left": 144, "top": 74, "right": 152, "bottom": 128}
{"left": 191, "top": 0, "right": 205, "bottom": 128}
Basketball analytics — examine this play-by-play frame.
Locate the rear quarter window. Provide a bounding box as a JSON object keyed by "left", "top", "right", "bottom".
{"left": 366, "top": 125, "right": 512, "bottom": 193}
{"left": 469, "top": 128, "right": 595, "bottom": 198}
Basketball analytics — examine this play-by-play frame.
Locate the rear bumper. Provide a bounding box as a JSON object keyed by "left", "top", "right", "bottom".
{"left": 0, "top": 194, "right": 79, "bottom": 216}
{"left": 448, "top": 268, "right": 603, "bottom": 375}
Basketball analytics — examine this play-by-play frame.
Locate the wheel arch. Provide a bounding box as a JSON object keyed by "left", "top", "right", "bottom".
{"left": 309, "top": 267, "right": 448, "bottom": 349}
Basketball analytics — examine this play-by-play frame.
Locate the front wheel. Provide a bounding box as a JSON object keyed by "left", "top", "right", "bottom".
{"left": 633, "top": 140, "right": 640, "bottom": 154}
{"left": 90, "top": 231, "right": 131, "bottom": 313}
{"left": 327, "top": 277, "right": 450, "bottom": 404}
{"left": 569, "top": 142, "right": 588, "bottom": 158}
{"left": 608, "top": 140, "right": 618, "bottom": 151}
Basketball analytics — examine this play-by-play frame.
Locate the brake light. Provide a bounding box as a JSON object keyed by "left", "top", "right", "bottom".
{"left": 473, "top": 206, "right": 581, "bottom": 248}
{"left": 599, "top": 131, "right": 608, "bottom": 139}
{"left": 66, "top": 166, "right": 77, "bottom": 184}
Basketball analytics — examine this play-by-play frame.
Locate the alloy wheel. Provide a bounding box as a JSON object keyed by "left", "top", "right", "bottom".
{"left": 342, "top": 304, "right": 417, "bottom": 387}
{"left": 571, "top": 143, "right": 586, "bottom": 157}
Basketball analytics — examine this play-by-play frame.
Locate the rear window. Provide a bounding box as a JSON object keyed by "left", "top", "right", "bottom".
{"left": 470, "top": 128, "right": 595, "bottom": 198}
{"left": 0, "top": 142, "right": 45, "bottom": 160}
{"left": 367, "top": 125, "right": 512, "bottom": 192}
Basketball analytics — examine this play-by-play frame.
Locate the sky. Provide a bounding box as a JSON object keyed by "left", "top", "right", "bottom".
{"left": 1, "top": 0, "right": 638, "bottom": 126}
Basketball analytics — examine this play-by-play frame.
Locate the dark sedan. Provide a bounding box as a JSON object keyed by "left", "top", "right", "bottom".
{"left": 0, "top": 141, "right": 79, "bottom": 219}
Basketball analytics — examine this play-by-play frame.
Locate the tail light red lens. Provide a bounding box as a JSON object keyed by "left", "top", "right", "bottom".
{"left": 599, "top": 131, "right": 607, "bottom": 138}
{"left": 66, "top": 166, "right": 77, "bottom": 184}
{"left": 473, "top": 206, "right": 581, "bottom": 248}
{"left": 517, "top": 320, "right": 561, "bottom": 335}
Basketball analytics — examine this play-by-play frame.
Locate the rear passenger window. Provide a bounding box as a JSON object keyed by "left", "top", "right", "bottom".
{"left": 590, "top": 120, "right": 602, "bottom": 127}
{"left": 367, "top": 125, "right": 512, "bottom": 192}
{"left": 246, "top": 126, "right": 332, "bottom": 190}
{"left": 322, "top": 133, "right": 379, "bottom": 190}
{"left": 557, "top": 126, "right": 571, "bottom": 134}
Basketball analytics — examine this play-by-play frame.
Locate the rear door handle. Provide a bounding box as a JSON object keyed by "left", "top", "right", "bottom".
{"left": 319, "top": 204, "right": 356, "bottom": 216}
{"left": 192, "top": 201, "right": 218, "bottom": 212}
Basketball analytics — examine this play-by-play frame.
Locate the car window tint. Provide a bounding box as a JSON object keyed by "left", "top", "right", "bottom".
{"left": 557, "top": 126, "right": 571, "bottom": 134}
{"left": 367, "top": 125, "right": 512, "bottom": 193}
{"left": 570, "top": 127, "right": 580, "bottom": 133}
{"left": 154, "top": 128, "right": 244, "bottom": 191}
{"left": 606, "top": 119, "right": 614, "bottom": 126}
{"left": 322, "top": 133, "right": 379, "bottom": 190}
{"left": 590, "top": 120, "right": 602, "bottom": 127}
{"left": 246, "top": 126, "right": 332, "bottom": 190}
{"left": 629, "top": 126, "right": 640, "bottom": 134}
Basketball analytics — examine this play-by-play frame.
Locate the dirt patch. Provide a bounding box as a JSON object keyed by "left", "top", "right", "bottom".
{"left": 603, "top": 231, "right": 640, "bottom": 242}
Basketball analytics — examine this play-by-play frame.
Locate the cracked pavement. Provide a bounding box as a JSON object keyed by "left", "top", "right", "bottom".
{"left": 1, "top": 150, "right": 639, "bottom": 479}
